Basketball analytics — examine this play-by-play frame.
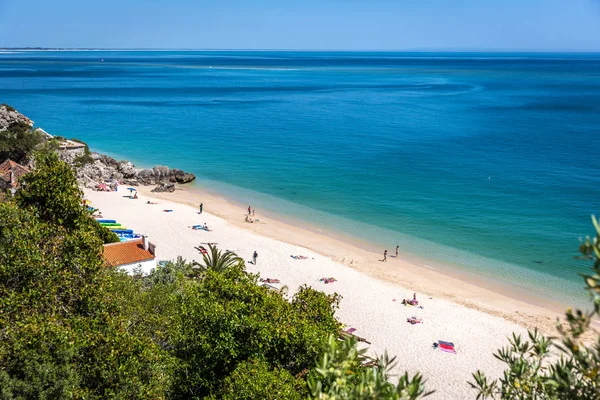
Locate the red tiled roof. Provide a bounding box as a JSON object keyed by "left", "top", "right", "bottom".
{"left": 0, "top": 159, "right": 30, "bottom": 188}
{"left": 102, "top": 239, "right": 155, "bottom": 267}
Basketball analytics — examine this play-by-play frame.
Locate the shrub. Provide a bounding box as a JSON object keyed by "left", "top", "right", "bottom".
{"left": 0, "top": 122, "right": 42, "bottom": 164}
{"left": 219, "top": 359, "right": 305, "bottom": 399}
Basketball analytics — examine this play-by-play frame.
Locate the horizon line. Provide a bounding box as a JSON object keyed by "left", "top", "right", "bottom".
{"left": 1, "top": 47, "right": 600, "bottom": 54}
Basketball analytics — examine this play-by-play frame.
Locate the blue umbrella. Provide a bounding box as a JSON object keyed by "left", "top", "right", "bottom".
{"left": 127, "top": 187, "right": 137, "bottom": 192}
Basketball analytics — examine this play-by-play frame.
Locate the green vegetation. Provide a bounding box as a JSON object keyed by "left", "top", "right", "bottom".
{"left": 309, "top": 335, "right": 431, "bottom": 399}
{"left": 1, "top": 103, "right": 16, "bottom": 112}
{"left": 193, "top": 243, "right": 244, "bottom": 273}
{"left": 70, "top": 137, "right": 94, "bottom": 167}
{"left": 2, "top": 148, "right": 599, "bottom": 399}
{"left": 0, "top": 158, "right": 168, "bottom": 399}
{"left": 16, "top": 152, "right": 119, "bottom": 243}
{"left": 0, "top": 121, "right": 43, "bottom": 164}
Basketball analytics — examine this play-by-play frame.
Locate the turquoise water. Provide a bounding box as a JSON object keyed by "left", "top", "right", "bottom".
{"left": 1, "top": 51, "right": 599, "bottom": 307}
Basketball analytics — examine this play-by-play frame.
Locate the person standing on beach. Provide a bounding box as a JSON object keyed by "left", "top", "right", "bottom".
{"left": 199, "top": 203, "right": 203, "bottom": 214}
{"left": 248, "top": 206, "right": 252, "bottom": 215}
{"left": 395, "top": 245, "right": 399, "bottom": 257}
{"left": 383, "top": 250, "right": 387, "bottom": 262}
{"left": 252, "top": 251, "right": 258, "bottom": 265}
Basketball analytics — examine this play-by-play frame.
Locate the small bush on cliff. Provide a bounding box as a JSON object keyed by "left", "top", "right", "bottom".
{"left": 0, "top": 121, "right": 42, "bottom": 164}
{"left": 470, "top": 215, "right": 600, "bottom": 399}
{"left": 70, "top": 137, "right": 94, "bottom": 167}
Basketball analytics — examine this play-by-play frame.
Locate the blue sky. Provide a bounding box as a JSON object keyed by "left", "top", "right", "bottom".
{"left": 1, "top": 0, "right": 600, "bottom": 50}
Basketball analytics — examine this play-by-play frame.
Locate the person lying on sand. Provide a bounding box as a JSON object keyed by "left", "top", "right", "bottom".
{"left": 290, "top": 255, "right": 309, "bottom": 259}
{"left": 190, "top": 224, "right": 211, "bottom": 231}
{"left": 407, "top": 316, "right": 423, "bottom": 324}
{"left": 260, "top": 278, "right": 281, "bottom": 284}
{"left": 147, "top": 200, "right": 158, "bottom": 204}
{"left": 195, "top": 245, "right": 208, "bottom": 255}
{"left": 401, "top": 293, "right": 419, "bottom": 306}
{"left": 319, "top": 277, "right": 336, "bottom": 284}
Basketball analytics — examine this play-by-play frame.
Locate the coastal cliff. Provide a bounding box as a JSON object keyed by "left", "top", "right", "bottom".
{"left": 0, "top": 104, "right": 34, "bottom": 131}
{"left": 0, "top": 104, "right": 196, "bottom": 189}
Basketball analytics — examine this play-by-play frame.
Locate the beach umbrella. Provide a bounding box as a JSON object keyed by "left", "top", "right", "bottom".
{"left": 127, "top": 187, "right": 137, "bottom": 192}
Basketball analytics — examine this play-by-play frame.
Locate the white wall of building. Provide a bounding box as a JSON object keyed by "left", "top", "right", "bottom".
{"left": 118, "top": 259, "right": 157, "bottom": 275}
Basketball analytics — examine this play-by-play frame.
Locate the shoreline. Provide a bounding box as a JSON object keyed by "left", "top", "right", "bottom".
{"left": 134, "top": 183, "right": 565, "bottom": 334}
{"left": 85, "top": 184, "right": 558, "bottom": 397}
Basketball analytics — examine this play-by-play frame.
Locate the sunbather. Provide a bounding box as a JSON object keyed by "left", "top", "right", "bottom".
{"left": 319, "top": 277, "right": 336, "bottom": 284}
{"left": 401, "top": 293, "right": 419, "bottom": 306}
{"left": 260, "top": 278, "right": 280, "bottom": 284}
{"left": 196, "top": 245, "right": 208, "bottom": 255}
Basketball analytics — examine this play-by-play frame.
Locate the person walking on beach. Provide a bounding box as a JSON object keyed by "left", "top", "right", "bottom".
{"left": 383, "top": 250, "right": 387, "bottom": 262}
{"left": 248, "top": 206, "right": 252, "bottom": 215}
{"left": 199, "top": 203, "right": 203, "bottom": 214}
{"left": 252, "top": 251, "right": 258, "bottom": 265}
{"left": 395, "top": 245, "right": 399, "bottom": 257}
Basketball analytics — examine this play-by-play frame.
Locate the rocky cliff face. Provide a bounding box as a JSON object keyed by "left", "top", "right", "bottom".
{"left": 1, "top": 103, "right": 196, "bottom": 190}
{"left": 0, "top": 104, "right": 34, "bottom": 131}
{"left": 77, "top": 153, "right": 196, "bottom": 188}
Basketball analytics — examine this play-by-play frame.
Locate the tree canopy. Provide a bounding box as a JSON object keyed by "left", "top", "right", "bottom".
{"left": 0, "top": 121, "right": 43, "bottom": 164}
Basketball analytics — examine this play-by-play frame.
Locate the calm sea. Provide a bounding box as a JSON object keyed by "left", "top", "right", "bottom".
{"left": 1, "top": 51, "right": 599, "bottom": 307}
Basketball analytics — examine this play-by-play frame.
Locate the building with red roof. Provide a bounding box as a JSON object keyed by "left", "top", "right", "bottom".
{"left": 102, "top": 236, "right": 157, "bottom": 275}
{"left": 0, "top": 159, "right": 30, "bottom": 194}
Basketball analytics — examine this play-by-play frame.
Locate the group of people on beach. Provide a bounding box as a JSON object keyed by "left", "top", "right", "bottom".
{"left": 382, "top": 245, "right": 400, "bottom": 262}
{"left": 244, "top": 206, "right": 257, "bottom": 223}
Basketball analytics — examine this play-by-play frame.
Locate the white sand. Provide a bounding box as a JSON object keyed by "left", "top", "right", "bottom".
{"left": 86, "top": 186, "right": 536, "bottom": 399}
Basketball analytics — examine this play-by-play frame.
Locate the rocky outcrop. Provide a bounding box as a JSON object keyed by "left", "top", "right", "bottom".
{"left": 0, "top": 104, "right": 196, "bottom": 190}
{"left": 150, "top": 183, "right": 176, "bottom": 193}
{"left": 0, "top": 104, "right": 34, "bottom": 131}
{"left": 77, "top": 153, "right": 196, "bottom": 189}
{"left": 137, "top": 166, "right": 196, "bottom": 185}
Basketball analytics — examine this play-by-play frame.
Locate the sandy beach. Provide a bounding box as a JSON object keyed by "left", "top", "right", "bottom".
{"left": 85, "top": 185, "right": 561, "bottom": 399}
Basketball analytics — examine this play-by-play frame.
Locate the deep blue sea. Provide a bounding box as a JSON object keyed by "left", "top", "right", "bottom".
{"left": 1, "top": 51, "right": 599, "bottom": 307}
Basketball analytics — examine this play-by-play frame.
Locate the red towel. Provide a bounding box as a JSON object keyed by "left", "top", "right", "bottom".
{"left": 439, "top": 343, "right": 455, "bottom": 351}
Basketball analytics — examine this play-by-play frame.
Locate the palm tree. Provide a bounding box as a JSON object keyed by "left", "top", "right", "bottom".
{"left": 193, "top": 244, "right": 244, "bottom": 274}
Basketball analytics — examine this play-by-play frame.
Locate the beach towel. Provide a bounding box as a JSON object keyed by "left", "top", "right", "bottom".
{"left": 163, "top": 210, "right": 173, "bottom": 212}
{"left": 437, "top": 341, "right": 457, "bottom": 354}
{"left": 344, "top": 328, "right": 356, "bottom": 334}
{"left": 196, "top": 246, "right": 208, "bottom": 255}
{"left": 440, "top": 347, "right": 457, "bottom": 354}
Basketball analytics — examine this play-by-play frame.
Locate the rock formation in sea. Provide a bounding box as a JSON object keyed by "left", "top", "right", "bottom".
{"left": 77, "top": 154, "right": 196, "bottom": 188}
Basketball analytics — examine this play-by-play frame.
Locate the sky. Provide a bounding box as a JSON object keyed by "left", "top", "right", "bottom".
{"left": 1, "top": 0, "right": 600, "bottom": 51}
